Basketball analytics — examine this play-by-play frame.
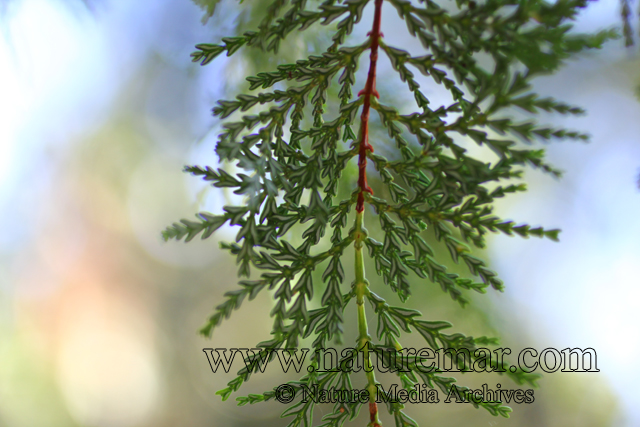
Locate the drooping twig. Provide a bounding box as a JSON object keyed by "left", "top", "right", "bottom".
{"left": 355, "top": 0, "right": 383, "bottom": 213}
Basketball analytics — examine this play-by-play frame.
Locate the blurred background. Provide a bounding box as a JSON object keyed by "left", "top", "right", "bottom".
{"left": 0, "top": 0, "right": 638, "bottom": 426}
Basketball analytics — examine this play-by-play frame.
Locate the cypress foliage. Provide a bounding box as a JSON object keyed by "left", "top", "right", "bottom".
{"left": 164, "top": 1, "right": 617, "bottom": 425}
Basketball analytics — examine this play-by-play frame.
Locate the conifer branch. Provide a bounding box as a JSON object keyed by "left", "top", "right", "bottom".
{"left": 169, "top": 0, "right": 618, "bottom": 425}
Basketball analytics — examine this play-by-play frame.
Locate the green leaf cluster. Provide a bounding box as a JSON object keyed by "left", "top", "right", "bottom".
{"left": 165, "top": 0, "right": 616, "bottom": 426}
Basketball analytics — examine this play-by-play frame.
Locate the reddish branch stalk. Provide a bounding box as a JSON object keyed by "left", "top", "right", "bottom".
{"left": 361, "top": 4, "right": 384, "bottom": 427}
{"left": 355, "top": 0, "right": 383, "bottom": 213}
{"left": 369, "top": 401, "right": 382, "bottom": 427}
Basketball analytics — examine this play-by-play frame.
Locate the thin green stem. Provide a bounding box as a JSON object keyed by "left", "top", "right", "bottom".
{"left": 353, "top": 211, "right": 382, "bottom": 427}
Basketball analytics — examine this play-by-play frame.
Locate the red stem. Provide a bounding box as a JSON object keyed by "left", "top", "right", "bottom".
{"left": 362, "top": 2, "right": 384, "bottom": 426}
{"left": 355, "top": 0, "right": 383, "bottom": 213}
{"left": 369, "top": 402, "right": 382, "bottom": 427}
